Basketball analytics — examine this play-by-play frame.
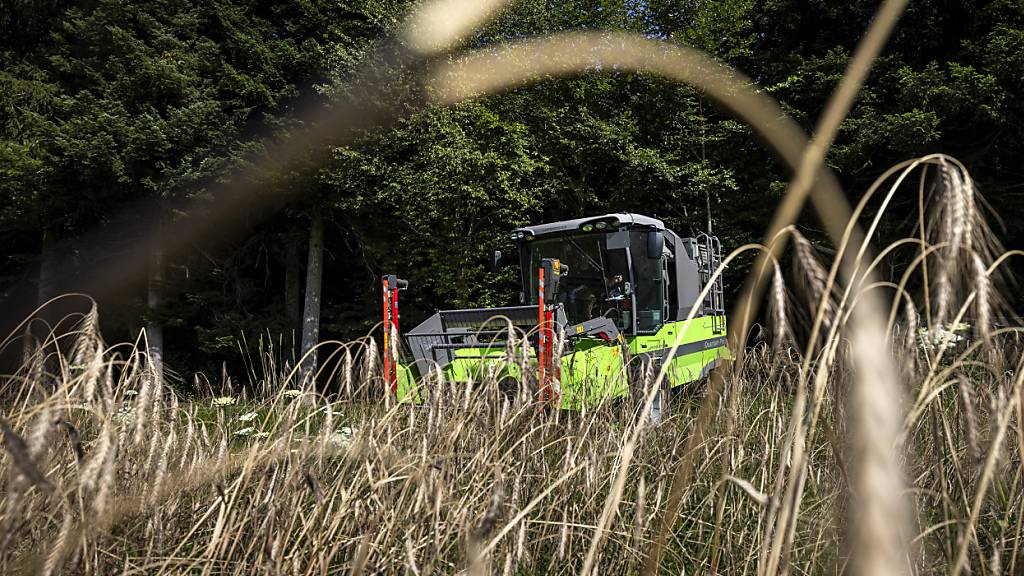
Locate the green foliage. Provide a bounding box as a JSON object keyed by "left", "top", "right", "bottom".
{"left": 0, "top": 0, "right": 387, "bottom": 229}
{"left": 2, "top": 0, "right": 1024, "bottom": 378}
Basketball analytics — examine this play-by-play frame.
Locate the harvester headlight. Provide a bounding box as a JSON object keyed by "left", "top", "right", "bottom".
{"left": 595, "top": 222, "right": 608, "bottom": 230}
{"left": 581, "top": 224, "right": 594, "bottom": 232}
{"left": 510, "top": 231, "right": 524, "bottom": 240}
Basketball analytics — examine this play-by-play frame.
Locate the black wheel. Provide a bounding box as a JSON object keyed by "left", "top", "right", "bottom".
{"left": 497, "top": 376, "right": 526, "bottom": 404}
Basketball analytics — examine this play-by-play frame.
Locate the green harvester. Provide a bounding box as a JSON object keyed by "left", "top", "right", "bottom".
{"left": 381, "top": 213, "right": 728, "bottom": 410}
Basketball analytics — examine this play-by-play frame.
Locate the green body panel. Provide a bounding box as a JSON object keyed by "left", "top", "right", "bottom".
{"left": 395, "top": 363, "right": 420, "bottom": 402}
{"left": 629, "top": 315, "right": 729, "bottom": 388}
{"left": 395, "top": 315, "right": 728, "bottom": 410}
{"left": 447, "top": 347, "right": 522, "bottom": 382}
{"left": 556, "top": 341, "right": 627, "bottom": 409}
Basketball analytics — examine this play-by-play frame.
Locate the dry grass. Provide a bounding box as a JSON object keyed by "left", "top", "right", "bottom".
{"left": 2, "top": 1, "right": 1021, "bottom": 574}
{"left": 0, "top": 156, "right": 1021, "bottom": 575}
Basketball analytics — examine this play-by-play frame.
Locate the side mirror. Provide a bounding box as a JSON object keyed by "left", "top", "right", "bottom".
{"left": 540, "top": 258, "right": 567, "bottom": 300}
{"left": 647, "top": 231, "right": 664, "bottom": 259}
{"left": 489, "top": 250, "right": 503, "bottom": 272}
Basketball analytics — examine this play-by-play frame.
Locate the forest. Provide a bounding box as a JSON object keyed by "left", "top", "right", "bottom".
{"left": 2, "top": 0, "right": 1022, "bottom": 381}
{"left": 3, "top": 2, "right": 1024, "bottom": 574}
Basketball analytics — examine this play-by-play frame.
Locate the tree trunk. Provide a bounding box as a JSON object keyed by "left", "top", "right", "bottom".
{"left": 146, "top": 235, "right": 164, "bottom": 384}
{"left": 37, "top": 226, "right": 58, "bottom": 307}
{"left": 298, "top": 209, "right": 324, "bottom": 386}
{"left": 24, "top": 226, "right": 59, "bottom": 362}
{"left": 284, "top": 231, "right": 301, "bottom": 331}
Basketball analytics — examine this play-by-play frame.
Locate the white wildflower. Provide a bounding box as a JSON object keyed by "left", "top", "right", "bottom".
{"left": 330, "top": 427, "right": 355, "bottom": 446}
{"left": 213, "top": 396, "right": 236, "bottom": 407}
{"left": 917, "top": 323, "right": 969, "bottom": 351}
{"left": 282, "top": 389, "right": 304, "bottom": 398}
{"left": 237, "top": 411, "right": 258, "bottom": 422}
{"left": 113, "top": 405, "right": 134, "bottom": 425}
{"left": 234, "top": 427, "right": 255, "bottom": 436}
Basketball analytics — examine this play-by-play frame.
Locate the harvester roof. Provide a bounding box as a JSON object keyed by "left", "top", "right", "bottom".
{"left": 511, "top": 212, "right": 665, "bottom": 238}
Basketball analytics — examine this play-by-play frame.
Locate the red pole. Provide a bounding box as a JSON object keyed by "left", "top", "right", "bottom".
{"left": 382, "top": 278, "right": 391, "bottom": 394}
{"left": 390, "top": 286, "right": 400, "bottom": 393}
{"left": 537, "top": 267, "right": 546, "bottom": 401}
{"left": 546, "top": 308, "right": 559, "bottom": 403}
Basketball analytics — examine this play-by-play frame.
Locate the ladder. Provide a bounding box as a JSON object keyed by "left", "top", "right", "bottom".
{"left": 696, "top": 233, "right": 726, "bottom": 334}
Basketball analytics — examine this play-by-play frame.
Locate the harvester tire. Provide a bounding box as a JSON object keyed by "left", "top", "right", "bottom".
{"left": 497, "top": 376, "right": 527, "bottom": 405}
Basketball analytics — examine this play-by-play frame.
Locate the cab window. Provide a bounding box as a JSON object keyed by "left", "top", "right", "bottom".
{"left": 630, "top": 230, "right": 666, "bottom": 333}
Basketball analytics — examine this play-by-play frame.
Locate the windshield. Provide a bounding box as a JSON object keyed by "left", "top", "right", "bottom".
{"left": 521, "top": 234, "right": 630, "bottom": 327}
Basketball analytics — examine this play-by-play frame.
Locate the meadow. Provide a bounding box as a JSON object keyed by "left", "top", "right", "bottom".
{"left": 0, "top": 155, "right": 1021, "bottom": 575}
{"left": 2, "top": 0, "right": 1022, "bottom": 574}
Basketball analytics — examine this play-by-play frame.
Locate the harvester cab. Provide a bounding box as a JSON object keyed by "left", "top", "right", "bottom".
{"left": 382, "top": 213, "right": 728, "bottom": 410}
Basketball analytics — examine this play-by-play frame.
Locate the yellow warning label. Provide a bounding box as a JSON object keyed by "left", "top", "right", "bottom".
{"left": 576, "top": 325, "right": 584, "bottom": 334}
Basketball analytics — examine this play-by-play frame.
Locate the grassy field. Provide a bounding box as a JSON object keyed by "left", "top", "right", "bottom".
{"left": 2, "top": 0, "right": 1021, "bottom": 573}
{"left": 0, "top": 156, "right": 1021, "bottom": 575}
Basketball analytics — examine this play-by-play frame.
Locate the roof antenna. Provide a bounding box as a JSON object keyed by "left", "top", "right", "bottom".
{"left": 705, "top": 187, "right": 712, "bottom": 235}
{"left": 699, "top": 99, "right": 712, "bottom": 235}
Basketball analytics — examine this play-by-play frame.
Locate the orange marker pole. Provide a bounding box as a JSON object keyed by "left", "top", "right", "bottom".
{"left": 390, "top": 285, "right": 400, "bottom": 393}
{"left": 537, "top": 267, "right": 547, "bottom": 401}
{"left": 547, "top": 308, "right": 559, "bottom": 403}
{"left": 382, "top": 277, "right": 391, "bottom": 394}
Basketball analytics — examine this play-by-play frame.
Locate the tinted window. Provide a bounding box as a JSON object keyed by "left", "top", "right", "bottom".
{"left": 631, "top": 231, "right": 666, "bottom": 333}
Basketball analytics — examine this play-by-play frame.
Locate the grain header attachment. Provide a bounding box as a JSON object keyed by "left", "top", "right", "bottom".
{"left": 382, "top": 213, "right": 728, "bottom": 409}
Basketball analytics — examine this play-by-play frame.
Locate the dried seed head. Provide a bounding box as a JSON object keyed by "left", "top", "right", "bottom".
{"left": 940, "top": 158, "right": 969, "bottom": 257}
{"left": 81, "top": 341, "right": 104, "bottom": 403}
{"left": 990, "top": 539, "right": 1003, "bottom": 576}
{"left": 726, "top": 474, "right": 769, "bottom": 507}
{"left": 26, "top": 406, "right": 56, "bottom": 463}
{"left": 972, "top": 253, "right": 991, "bottom": 346}
{"left": 72, "top": 304, "right": 100, "bottom": 368}
{"left": 474, "top": 483, "right": 503, "bottom": 539}
{"left": 342, "top": 347, "right": 354, "bottom": 398}
{"left": 959, "top": 377, "right": 981, "bottom": 469}
{"left": 557, "top": 511, "right": 568, "bottom": 561}
{"left": 932, "top": 269, "right": 952, "bottom": 331}
{"left": 633, "top": 475, "right": 647, "bottom": 544}
{"left": 81, "top": 425, "right": 113, "bottom": 492}
{"left": 363, "top": 338, "right": 379, "bottom": 385}
{"left": 148, "top": 426, "right": 175, "bottom": 506}
{"left": 515, "top": 518, "right": 526, "bottom": 561}
{"left": 791, "top": 231, "right": 835, "bottom": 330}
{"left": 903, "top": 298, "right": 919, "bottom": 358}
{"left": 92, "top": 440, "right": 117, "bottom": 518}
{"left": 768, "top": 263, "right": 790, "bottom": 351}
{"left": 133, "top": 358, "right": 153, "bottom": 447}
{"left": 989, "top": 387, "right": 1009, "bottom": 474}
{"left": 0, "top": 417, "right": 53, "bottom": 492}
{"left": 42, "top": 507, "right": 73, "bottom": 576}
